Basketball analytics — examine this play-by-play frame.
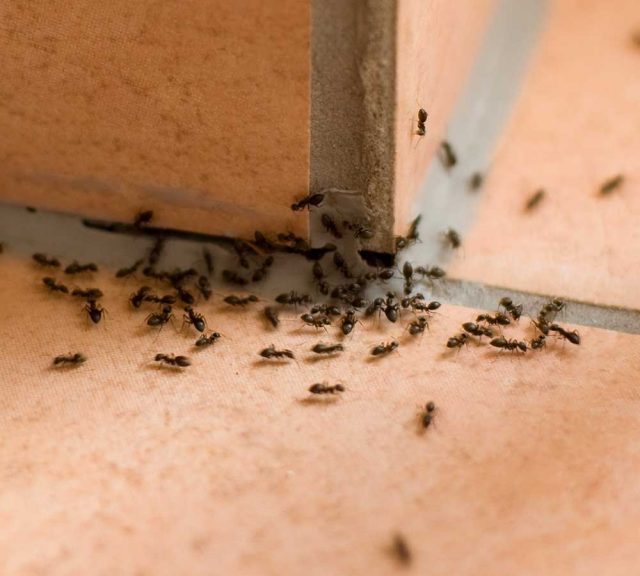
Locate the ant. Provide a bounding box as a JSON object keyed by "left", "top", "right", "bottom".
{"left": 301, "top": 314, "right": 331, "bottom": 329}
{"left": 408, "top": 316, "right": 429, "bottom": 336}
{"left": 462, "top": 322, "right": 493, "bottom": 339}
{"left": 469, "top": 172, "right": 483, "bottom": 191}
{"left": 33, "top": 253, "right": 60, "bottom": 268}
{"left": 195, "top": 332, "right": 221, "bottom": 348}
{"left": 291, "top": 192, "right": 324, "bottom": 211}
{"left": 402, "top": 261, "right": 414, "bottom": 295}
{"left": 148, "top": 238, "right": 166, "bottom": 266}
{"left": 168, "top": 268, "right": 198, "bottom": 288}
{"left": 341, "top": 309, "right": 358, "bottom": 335}
{"left": 439, "top": 140, "right": 457, "bottom": 169}
{"left": 252, "top": 255, "right": 274, "bottom": 282}
{"left": 196, "top": 275, "right": 212, "bottom": 300}
{"left": 183, "top": 306, "right": 206, "bottom": 332}
{"left": 343, "top": 220, "right": 374, "bottom": 240}
{"left": 146, "top": 305, "right": 173, "bottom": 327}
{"left": 548, "top": 324, "right": 580, "bottom": 345}
{"left": 395, "top": 215, "right": 421, "bottom": 250}
{"left": 64, "top": 261, "right": 98, "bottom": 274}
{"left": 175, "top": 286, "right": 195, "bottom": 305}
{"left": 277, "top": 232, "right": 309, "bottom": 252}
{"left": 202, "top": 248, "right": 214, "bottom": 275}
{"left": 530, "top": 335, "right": 546, "bottom": 350}
{"left": 384, "top": 293, "right": 400, "bottom": 323}
{"left": 332, "top": 251, "right": 353, "bottom": 278}
{"left": 321, "top": 213, "right": 342, "bottom": 238}
{"left": 223, "top": 269, "right": 249, "bottom": 286}
{"left": 253, "top": 231, "right": 277, "bottom": 252}
{"left": 154, "top": 353, "right": 191, "bottom": 368}
{"left": 116, "top": 258, "right": 144, "bottom": 278}
{"left": 525, "top": 189, "right": 546, "bottom": 211}
{"left": 233, "top": 239, "right": 256, "bottom": 269}
{"left": 275, "top": 291, "right": 311, "bottom": 306}
{"left": 600, "top": 174, "right": 624, "bottom": 196}
{"left": 224, "top": 294, "right": 259, "bottom": 307}
{"left": 310, "top": 304, "right": 341, "bottom": 317}
{"left": 442, "top": 228, "right": 461, "bottom": 249}
{"left": 71, "top": 287, "right": 104, "bottom": 300}
{"left": 365, "top": 297, "right": 385, "bottom": 318}
{"left": 259, "top": 345, "right": 295, "bottom": 360}
{"left": 134, "top": 210, "right": 153, "bottom": 230}
{"left": 53, "top": 353, "right": 86, "bottom": 366}
{"left": 144, "top": 293, "right": 176, "bottom": 305}
{"left": 476, "top": 312, "right": 510, "bottom": 326}
{"left": 499, "top": 297, "right": 523, "bottom": 321}
{"left": 264, "top": 306, "right": 280, "bottom": 328}
{"left": 416, "top": 108, "right": 427, "bottom": 135}
{"left": 446, "top": 333, "right": 469, "bottom": 349}
{"left": 490, "top": 337, "right": 527, "bottom": 353}
{"left": 42, "top": 277, "right": 69, "bottom": 294}
{"left": 390, "top": 533, "right": 412, "bottom": 566}
{"left": 84, "top": 299, "right": 105, "bottom": 324}
{"left": 415, "top": 265, "right": 446, "bottom": 280}
{"left": 422, "top": 401, "right": 436, "bottom": 429}
{"left": 130, "top": 286, "right": 152, "bottom": 308}
{"left": 308, "top": 382, "right": 345, "bottom": 395}
{"left": 311, "top": 343, "right": 344, "bottom": 355}
{"left": 371, "top": 341, "right": 399, "bottom": 357}
{"left": 538, "top": 298, "right": 565, "bottom": 323}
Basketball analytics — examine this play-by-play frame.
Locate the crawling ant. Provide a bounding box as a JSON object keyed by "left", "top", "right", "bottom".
{"left": 408, "top": 316, "right": 429, "bottom": 336}
{"left": 490, "top": 337, "right": 527, "bottom": 353}
{"left": 142, "top": 266, "right": 167, "bottom": 281}
{"left": 195, "top": 331, "right": 221, "bottom": 348}
{"left": 53, "top": 353, "right": 86, "bottom": 367}
{"left": 476, "top": 312, "right": 510, "bottom": 326}
{"left": 538, "top": 298, "right": 565, "bottom": 323}
{"left": 442, "top": 228, "right": 461, "bottom": 249}
{"left": 196, "top": 275, "right": 212, "bottom": 300}
{"left": 291, "top": 192, "right": 324, "bottom": 211}
{"left": 469, "top": 172, "right": 483, "bottom": 191}
{"left": 146, "top": 305, "right": 173, "bottom": 327}
{"left": 499, "top": 297, "right": 523, "bottom": 321}
{"left": 183, "top": 305, "right": 206, "bottom": 332}
{"left": 33, "top": 253, "right": 60, "bottom": 268}
{"left": 395, "top": 215, "right": 421, "bottom": 250}
{"left": 277, "top": 232, "right": 309, "bottom": 252}
{"left": 252, "top": 255, "right": 274, "bottom": 282}
{"left": 321, "top": 213, "right": 342, "bottom": 238}
{"left": 233, "top": 239, "right": 256, "bottom": 269}
{"left": 202, "top": 248, "right": 214, "bottom": 275}
{"left": 365, "top": 297, "right": 385, "bottom": 318}
{"left": 175, "top": 286, "right": 195, "bottom": 305}
{"left": 446, "top": 333, "right": 469, "bottom": 349}
{"left": 275, "top": 291, "right": 311, "bottom": 306}
{"left": 130, "top": 286, "right": 152, "bottom": 308}
{"left": 154, "top": 353, "right": 191, "bottom": 368}
{"left": 42, "top": 277, "right": 69, "bottom": 294}
{"left": 422, "top": 401, "right": 436, "bottom": 429}
{"left": 310, "top": 303, "right": 341, "bottom": 316}
{"left": 530, "top": 335, "right": 546, "bottom": 350}
{"left": 148, "top": 238, "right": 166, "bottom": 266}
{"left": 308, "top": 382, "right": 345, "bottom": 395}
{"left": 343, "top": 220, "right": 374, "bottom": 240}
{"left": 548, "top": 324, "right": 580, "bottom": 345}
{"left": 371, "top": 341, "right": 399, "bottom": 357}
{"left": 333, "top": 251, "right": 353, "bottom": 278}
{"left": 222, "top": 269, "right": 249, "bottom": 286}
{"left": 71, "top": 287, "right": 104, "bottom": 300}
{"left": 415, "top": 265, "right": 446, "bottom": 280}
{"left": 384, "top": 292, "right": 400, "bottom": 323}
{"left": 224, "top": 294, "right": 258, "bottom": 307}
{"left": 144, "top": 293, "right": 176, "bottom": 305}
{"left": 401, "top": 293, "right": 424, "bottom": 309}
{"left": 64, "top": 261, "right": 98, "bottom": 274}
{"left": 134, "top": 210, "right": 153, "bottom": 230}
{"left": 439, "top": 140, "right": 457, "bottom": 169}
{"left": 253, "top": 231, "right": 277, "bottom": 252}
{"left": 402, "top": 261, "right": 414, "bottom": 295}
{"left": 341, "top": 309, "right": 358, "bottom": 335}
{"left": 116, "top": 258, "right": 144, "bottom": 278}
{"left": 462, "top": 322, "right": 493, "bottom": 339}
{"left": 312, "top": 262, "right": 331, "bottom": 295}
{"left": 301, "top": 313, "right": 331, "bottom": 329}
{"left": 375, "top": 268, "right": 395, "bottom": 281}
{"left": 84, "top": 299, "right": 105, "bottom": 324}
{"left": 390, "top": 533, "right": 412, "bottom": 566}
{"left": 416, "top": 108, "right": 427, "bottom": 135}
{"left": 264, "top": 306, "right": 280, "bottom": 328}
{"left": 311, "top": 343, "right": 344, "bottom": 355}
{"left": 168, "top": 268, "right": 198, "bottom": 288}
{"left": 525, "top": 189, "right": 546, "bottom": 211}
{"left": 599, "top": 174, "right": 624, "bottom": 196}
{"left": 259, "top": 345, "right": 295, "bottom": 360}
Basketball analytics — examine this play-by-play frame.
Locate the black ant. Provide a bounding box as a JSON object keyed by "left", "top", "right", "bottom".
{"left": 371, "top": 341, "right": 399, "bottom": 357}
{"left": 308, "top": 382, "right": 345, "bottom": 395}
{"left": 71, "top": 287, "right": 104, "bottom": 300}
{"left": 183, "top": 306, "right": 206, "bottom": 332}
{"left": 469, "top": 172, "right": 483, "bottom": 191}
{"left": 275, "top": 291, "right": 311, "bottom": 306}
{"left": 343, "top": 220, "right": 374, "bottom": 240}
{"left": 196, "top": 275, "right": 212, "bottom": 300}
{"left": 202, "top": 248, "right": 214, "bottom": 275}
{"left": 53, "top": 353, "right": 86, "bottom": 366}
{"left": 312, "top": 262, "right": 331, "bottom": 296}
{"left": 311, "top": 343, "right": 344, "bottom": 355}
{"left": 384, "top": 293, "right": 399, "bottom": 323}
{"left": 233, "top": 239, "right": 256, "bottom": 269}
{"left": 365, "top": 297, "right": 385, "bottom": 318}
{"left": 321, "top": 213, "right": 342, "bottom": 238}
{"left": 264, "top": 306, "right": 280, "bottom": 328}
{"left": 195, "top": 332, "right": 221, "bottom": 348}
{"left": 148, "top": 238, "right": 166, "bottom": 266}
{"left": 341, "top": 309, "right": 358, "bottom": 335}
{"left": 310, "top": 304, "right": 341, "bottom": 316}
{"left": 64, "top": 261, "right": 98, "bottom": 274}
{"left": 253, "top": 231, "right": 277, "bottom": 252}
{"left": 599, "top": 174, "right": 624, "bottom": 196}
{"left": 291, "top": 192, "right": 324, "bottom": 211}
{"left": 375, "top": 268, "right": 396, "bottom": 281}
{"left": 333, "top": 251, "right": 353, "bottom": 278}
{"left": 222, "top": 269, "right": 249, "bottom": 286}
{"left": 498, "top": 297, "right": 523, "bottom": 321}
{"left": 154, "top": 353, "right": 191, "bottom": 368}
{"left": 252, "top": 255, "right": 274, "bottom": 282}
{"left": 168, "top": 268, "right": 198, "bottom": 287}
{"left": 446, "top": 333, "right": 469, "bottom": 349}
{"left": 259, "top": 345, "right": 295, "bottom": 360}
{"left": 443, "top": 228, "right": 461, "bottom": 249}
{"left": 538, "top": 298, "right": 565, "bottom": 323}
{"left": 415, "top": 265, "right": 446, "bottom": 280}
{"left": 33, "top": 253, "right": 60, "bottom": 267}
{"left": 525, "top": 189, "right": 546, "bottom": 211}
{"left": 402, "top": 261, "right": 414, "bottom": 295}
{"left": 175, "top": 286, "right": 195, "bottom": 305}
{"left": 116, "top": 258, "right": 144, "bottom": 278}
{"left": 416, "top": 108, "right": 427, "bottom": 135}
{"left": 395, "top": 215, "right": 422, "bottom": 250}
{"left": 490, "top": 337, "right": 527, "bottom": 353}
{"left": 476, "top": 312, "right": 511, "bottom": 326}
{"left": 130, "top": 286, "right": 152, "bottom": 308}
{"left": 134, "top": 210, "right": 153, "bottom": 230}
{"left": 390, "top": 533, "right": 412, "bottom": 566}
{"left": 421, "top": 401, "right": 436, "bottom": 429}
{"left": 530, "top": 335, "right": 546, "bottom": 350}
{"left": 277, "top": 232, "right": 310, "bottom": 252}
{"left": 84, "top": 299, "right": 105, "bottom": 324}
{"left": 42, "top": 277, "right": 69, "bottom": 294}
{"left": 408, "top": 317, "right": 428, "bottom": 336}
{"left": 146, "top": 305, "right": 173, "bottom": 327}
{"left": 224, "top": 294, "right": 259, "bottom": 307}
{"left": 439, "top": 140, "right": 457, "bottom": 169}
{"left": 548, "top": 324, "right": 580, "bottom": 345}
{"left": 301, "top": 314, "right": 331, "bottom": 329}
{"left": 462, "top": 322, "right": 493, "bottom": 339}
